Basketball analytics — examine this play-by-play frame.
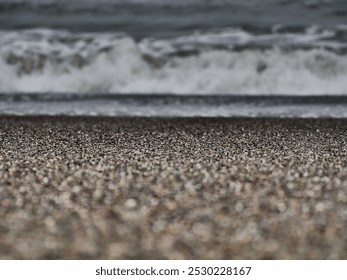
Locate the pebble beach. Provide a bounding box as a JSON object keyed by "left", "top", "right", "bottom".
{"left": 0, "top": 116, "right": 347, "bottom": 259}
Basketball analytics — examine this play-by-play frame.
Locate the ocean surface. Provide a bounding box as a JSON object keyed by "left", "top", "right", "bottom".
{"left": 1, "top": 0, "right": 347, "bottom": 117}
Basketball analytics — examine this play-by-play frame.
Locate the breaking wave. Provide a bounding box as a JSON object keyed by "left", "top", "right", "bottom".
{"left": 1, "top": 28, "right": 347, "bottom": 94}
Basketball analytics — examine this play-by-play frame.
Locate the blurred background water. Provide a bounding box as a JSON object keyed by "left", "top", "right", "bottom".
{"left": 1, "top": 0, "right": 346, "bottom": 34}
{"left": 1, "top": 0, "right": 347, "bottom": 116}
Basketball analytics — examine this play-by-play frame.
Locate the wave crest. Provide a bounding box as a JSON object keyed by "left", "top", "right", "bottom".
{"left": 1, "top": 29, "right": 347, "bottom": 94}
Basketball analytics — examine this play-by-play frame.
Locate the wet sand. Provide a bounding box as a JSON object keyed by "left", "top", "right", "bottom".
{"left": 0, "top": 116, "right": 347, "bottom": 259}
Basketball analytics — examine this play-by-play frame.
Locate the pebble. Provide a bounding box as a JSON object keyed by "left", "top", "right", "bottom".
{"left": 0, "top": 116, "right": 347, "bottom": 259}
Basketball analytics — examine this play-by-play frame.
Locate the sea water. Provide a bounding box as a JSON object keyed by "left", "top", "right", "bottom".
{"left": 1, "top": 0, "right": 347, "bottom": 116}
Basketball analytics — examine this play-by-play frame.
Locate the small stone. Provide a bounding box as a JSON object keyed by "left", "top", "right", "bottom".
{"left": 125, "top": 199, "right": 137, "bottom": 209}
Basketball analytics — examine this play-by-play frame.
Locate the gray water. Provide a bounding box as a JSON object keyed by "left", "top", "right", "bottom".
{"left": 1, "top": 0, "right": 347, "bottom": 116}
{"left": 2, "top": 93, "right": 347, "bottom": 117}
{"left": 1, "top": 0, "right": 347, "bottom": 35}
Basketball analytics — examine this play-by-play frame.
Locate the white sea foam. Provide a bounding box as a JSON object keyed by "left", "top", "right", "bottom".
{"left": 1, "top": 29, "right": 347, "bottom": 94}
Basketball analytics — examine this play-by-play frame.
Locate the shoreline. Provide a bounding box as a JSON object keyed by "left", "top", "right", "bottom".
{"left": 1, "top": 116, "right": 347, "bottom": 259}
